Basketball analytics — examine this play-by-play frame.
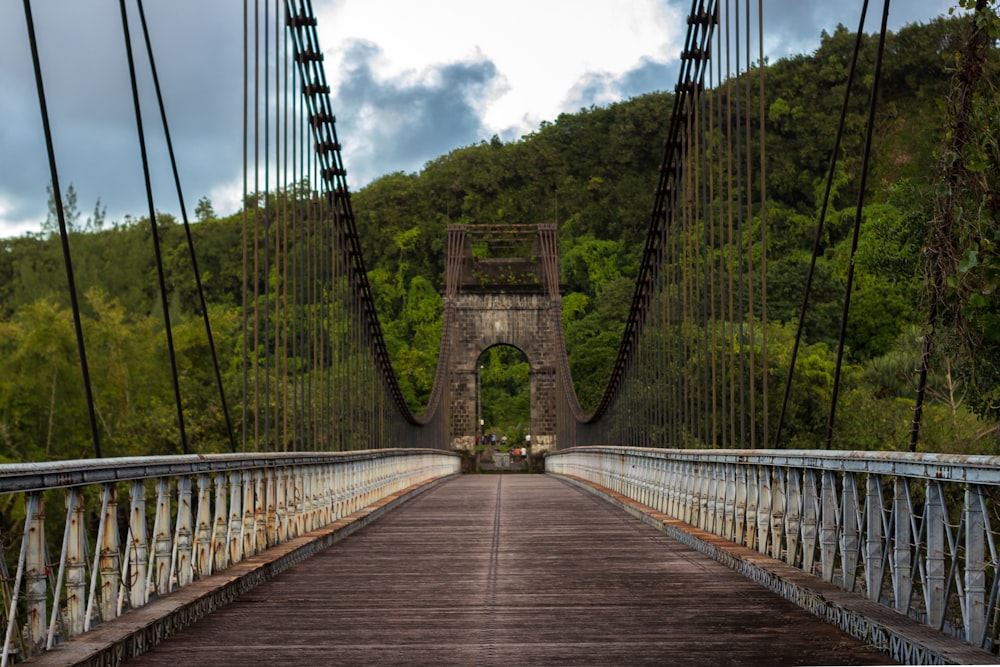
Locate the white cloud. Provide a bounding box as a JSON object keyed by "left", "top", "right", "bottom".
{"left": 0, "top": 196, "right": 41, "bottom": 238}
{"left": 316, "top": 0, "right": 684, "bottom": 139}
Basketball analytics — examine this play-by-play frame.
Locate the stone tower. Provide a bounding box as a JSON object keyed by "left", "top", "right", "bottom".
{"left": 442, "top": 224, "right": 562, "bottom": 453}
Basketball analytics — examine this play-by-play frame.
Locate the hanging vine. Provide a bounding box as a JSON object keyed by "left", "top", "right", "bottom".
{"left": 919, "top": 0, "right": 1000, "bottom": 434}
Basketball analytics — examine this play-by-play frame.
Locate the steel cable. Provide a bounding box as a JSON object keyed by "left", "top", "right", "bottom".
{"left": 134, "top": 0, "right": 237, "bottom": 452}
{"left": 773, "top": 1, "right": 872, "bottom": 449}
{"left": 827, "top": 0, "right": 893, "bottom": 449}
{"left": 117, "top": 0, "right": 189, "bottom": 454}
{"left": 241, "top": 0, "right": 250, "bottom": 451}
{"left": 21, "top": 0, "right": 103, "bottom": 458}
{"left": 756, "top": 0, "right": 769, "bottom": 446}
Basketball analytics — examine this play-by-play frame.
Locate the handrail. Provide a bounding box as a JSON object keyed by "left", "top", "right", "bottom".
{"left": 550, "top": 446, "right": 1000, "bottom": 483}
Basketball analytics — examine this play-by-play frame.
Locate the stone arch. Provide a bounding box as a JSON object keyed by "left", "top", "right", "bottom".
{"left": 444, "top": 225, "right": 560, "bottom": 453}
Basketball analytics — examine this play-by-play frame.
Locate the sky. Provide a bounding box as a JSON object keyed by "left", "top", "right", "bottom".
{"left": 0, "top": 1, "right": 958, "bottom": 238}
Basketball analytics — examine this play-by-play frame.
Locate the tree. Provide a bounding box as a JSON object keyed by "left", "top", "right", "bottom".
{"left": 43, "top": 183, "right": 80, "bottom": 235}
{"left": 195, "top": 197, "right": 216, "bottom": 222}
{"left": 85, "top": 198, "right": 107, "bottom": 232}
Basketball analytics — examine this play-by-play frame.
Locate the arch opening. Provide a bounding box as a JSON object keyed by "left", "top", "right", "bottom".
{"left": 476, "top": 344, "right": 530, "bottom": 451}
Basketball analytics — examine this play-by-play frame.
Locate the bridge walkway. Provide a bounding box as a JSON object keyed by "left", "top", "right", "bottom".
{"left": 123, "top": 475, "right": 893, "bottom": 666}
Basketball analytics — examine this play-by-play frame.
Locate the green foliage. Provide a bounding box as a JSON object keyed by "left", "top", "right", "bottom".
{"left": 386, "top": 276, "right": 442, "bottom": 407}
{"left": 479, "top": 346, "right": 530, "bottom": 440}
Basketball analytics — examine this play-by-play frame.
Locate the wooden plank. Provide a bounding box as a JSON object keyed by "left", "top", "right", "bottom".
{"left": 120, "top": 475, "right": 894, "bottom": 666}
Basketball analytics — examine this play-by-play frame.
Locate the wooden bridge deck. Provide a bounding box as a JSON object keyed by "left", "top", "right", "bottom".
{"left": 119, "top": 474, "right": 893, "bottom": 666}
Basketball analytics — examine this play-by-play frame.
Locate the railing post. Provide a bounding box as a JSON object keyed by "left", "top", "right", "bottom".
{"left": 746, "top": 466, "right": 760, "bottom": 551}
{"left": 275, "top": 467, "right": 288, "bottom": 543}
{"left": 785, "top": 470, "right": 802, "bottom": 567}
{"left": 654, "top": 457, "right": 667, "bottom": 516}
{"left": 841, "top": 472, "right": 860, "bottom": 592}
{"left": 639, "top": 455, "right": 651, "bottom": 507}
{"left": 212, "top": 472, "right": 230, "bottom": 571}
{"left": 322, "top": 463, "right": 334, "bottom": 524}
{"left": 195, "top": 474, "right": 213, "bottom": 577}
{"left": 304, "top": 465, "right": 316, "bottom": 530}
{"left": 801, "top": 469, "right": 819, "bottom": 575}
{"left": 24, "top": 492, "right": 47, "bottom": 654}
{"left": 665, "top": 459, "right": 679, "bottom": 518}
{"left": 770, "top": 467, "right": 785, "bottom": 561}
{"left": 633, "top": 455, "right": 644, "bottom": 505}
{"left": 755, "top": 465, "right": 770, "bottom": 555}
{"left": 635, "top": 456, "right": 645, "bottom": 507}
{"left": 372, "top": 459, "right": 380, "bottom": 506}
{"left": 265, "top": 468, "right": 278, "bottom": 547}
{"left": 331, "top": 462, "right": 342, "bottom": 520}
{"left": 683, "top": 460, "right": 697, "bottom": 524}
{"left": 242, "top": 470, "right": 256, "bottom": 557}
{"left": 735, "top": 465, "right": 748, "bottom": 545}
{"left": 925, "top": 480, "right": 946, "bottom": 627}
{"left": 673, "top": 460, "right": 685, "bottom": 522}
{"left": 64, "top": 487, "right": 87, "bottom": 638}
{"left": 364, "top": 458, "right": 375, "bottom": 509}
{"left": 288, "top": 465, "right": 301, "bottom": 537}
{"left": 708, "top": 463, "right": 726, "bottom": 535}
{"left": 389, "top": 457, "right": 399, "bottom": 496}
{"left": 227, "top": 471, "right": 242, "bottom": 565}
{"left": 98, "top": 484, "right": 120, "bottom": 625}
{"left": 293, "top": 465, "right": 305, "bottom": 536}
{"left": 820, "top": 470, "right": 838, "bottom": 582}
{"left": 174, "top": 476, "right": 195, "bottom": 589}
{"left": 352, "top": 460, "right": 360, "bottom": 513}
{"left": 356, "top": 459, "right": 366, "bottom": 515}
{"left": 893, "top": 477, "right": 913, "bottom": 614}
{"left": 253, "top": 469, "right": 266, "bottom": 552}
{"left": 3, "top": 494, "right": 36, "bottom": 665}
{"left": 865, "top": 474, "right": 885, "bottom": 603}
{"left": 152, "top": 477, "right": 173, "bottom": 595}
{"left": 127, "top": 479, "right": 149, "bottom": 609}
{"left": 966, "top": 484, "right": 987, "bottom": 644}
{"left": 697, "top": 463, "right": 711, "bottom": 530}
{"left": 358, "top": 458, "right": 365, "bottom": 510}
{"left": 723, "top": 463, "right": 737, "bottom": 541}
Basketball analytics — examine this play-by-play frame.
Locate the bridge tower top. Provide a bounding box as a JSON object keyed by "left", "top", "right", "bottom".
{"left": 445, "top": 223, "right": 560, "bottom": 297}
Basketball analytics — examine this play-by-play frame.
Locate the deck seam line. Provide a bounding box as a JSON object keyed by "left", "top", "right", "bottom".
{"left": 476, "top": 475, "right": 503, "bottom": 667}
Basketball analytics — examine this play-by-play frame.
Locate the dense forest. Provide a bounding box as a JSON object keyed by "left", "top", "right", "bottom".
{"left": 1, "top": 14, "right": 998, "bottom": 460}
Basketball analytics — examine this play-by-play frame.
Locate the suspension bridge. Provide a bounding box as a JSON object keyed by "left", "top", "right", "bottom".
{"left": 2, "top": 0, "right": 1000, "bottom": 664}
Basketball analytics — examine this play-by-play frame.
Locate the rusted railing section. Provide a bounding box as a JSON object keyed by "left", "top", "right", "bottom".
{"left": 0, "top": 449, "right": 459, "bottom": 663}
{"left": 546, "top": 447, "right": 1000, "bottom": 653}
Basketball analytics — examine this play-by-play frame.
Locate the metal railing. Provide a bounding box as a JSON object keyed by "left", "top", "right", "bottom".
{"left": 546, "top": 446, "right": 1000, "bottom": 651}
{"left": 0, "top": 449, "right": 459, "bottom": 663}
